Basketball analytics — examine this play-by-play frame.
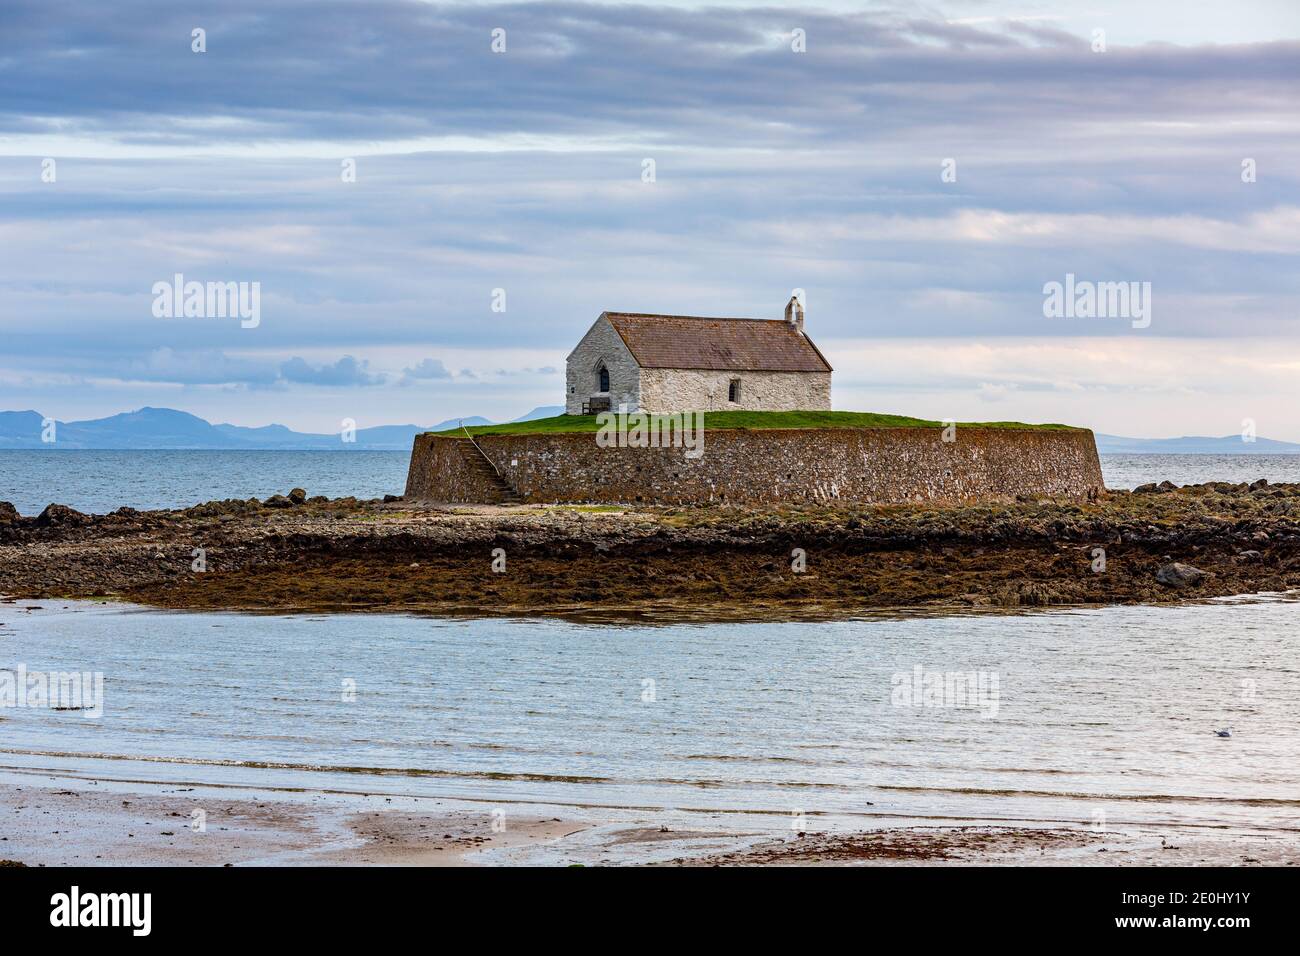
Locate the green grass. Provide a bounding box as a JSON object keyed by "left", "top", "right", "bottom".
{"left": 428, "top": 410, "right": 1081, "bottom": 437}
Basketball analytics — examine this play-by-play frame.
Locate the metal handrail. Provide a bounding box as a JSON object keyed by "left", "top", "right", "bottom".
{"left": 459, "top": 419, "right": 506, "bottom": 481}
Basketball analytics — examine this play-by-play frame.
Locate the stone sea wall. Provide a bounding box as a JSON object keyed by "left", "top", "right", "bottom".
{"left": 404, "top": 426, "right": 1104, "bottom": 505}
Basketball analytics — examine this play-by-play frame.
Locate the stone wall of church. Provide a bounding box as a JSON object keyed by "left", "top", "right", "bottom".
{"left": 565, "top": 317, "right": 641, "bottom": 414}
{"left": 638, "top": 369, "right": 831, "bottom": 413}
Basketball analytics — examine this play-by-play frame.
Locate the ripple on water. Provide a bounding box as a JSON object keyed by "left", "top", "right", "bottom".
{"left": 0, "top": 596, "right": 1297, "bottom": 831}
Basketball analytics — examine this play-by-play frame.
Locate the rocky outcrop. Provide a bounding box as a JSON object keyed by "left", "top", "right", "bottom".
{"left": 2, "top": 480, "right": 1298, "bottom": 617}
{"left": 1156, "top": 562, "right": 1207, "bottom": 587}
{"left": 35, "top": 504, "right": 89, "bottom": 527}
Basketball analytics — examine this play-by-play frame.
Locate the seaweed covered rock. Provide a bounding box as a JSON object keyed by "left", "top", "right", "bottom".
{"left": 35, "top": 503, "right": 89, "bottom": 527}
{"left": 1155, "top": 562, "right": 1206, "bottom": 587}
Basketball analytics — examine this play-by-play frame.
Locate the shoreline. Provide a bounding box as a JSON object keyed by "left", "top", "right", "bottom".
{"left": 0, "top": 767, "right": 591, "bottom": 867}
{"left": 2, "top": 480, "right": 1299, "bottom": 617}
{"left": 2, "top": 770, "right": 1293, "bottom": 867}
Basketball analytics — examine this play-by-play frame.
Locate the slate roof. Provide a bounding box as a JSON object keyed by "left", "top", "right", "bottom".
{"left": 601, "top": 312, "right": 832, "bottom": 373}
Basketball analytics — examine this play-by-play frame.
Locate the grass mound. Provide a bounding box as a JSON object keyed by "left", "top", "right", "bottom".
{"left": 430, "top": 410, "right": 1080, "bottom": 437}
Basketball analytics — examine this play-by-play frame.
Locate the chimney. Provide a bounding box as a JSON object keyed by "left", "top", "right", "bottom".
{"left": 784, "top": 295, "right": 804, "bottom": 332}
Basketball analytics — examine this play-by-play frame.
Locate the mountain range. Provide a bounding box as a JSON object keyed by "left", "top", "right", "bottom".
{"left": 1093, "top": 433, "right": 1300, "bottom": 454}
{"left": 0, "top": 406, "right": 563, "bottom": 450}
{"left": 0, "top": 407, "right": 1297, "bottom": 452}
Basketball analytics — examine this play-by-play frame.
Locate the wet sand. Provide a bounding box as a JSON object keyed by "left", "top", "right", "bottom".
{"left": 0, "top": 768, "right": 589, "bottom": 867}
{"left": 2, "top": 770, "right": 1295, "bottom": 867}
{"left": 664, "top": 826, "right": 1300, "bottom": 867}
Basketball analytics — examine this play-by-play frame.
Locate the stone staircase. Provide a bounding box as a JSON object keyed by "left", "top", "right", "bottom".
{"left": 456, "top": 439, "right": 521, "bottom": 504}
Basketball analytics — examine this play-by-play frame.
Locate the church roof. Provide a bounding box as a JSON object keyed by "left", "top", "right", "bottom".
{"left": 601, "top": 312, "right": 832, "bottom": 373}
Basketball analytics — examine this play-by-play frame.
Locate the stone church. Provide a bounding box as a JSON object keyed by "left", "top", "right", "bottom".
{"left": 565, "top": 297, "right": 832, "bottom": 415}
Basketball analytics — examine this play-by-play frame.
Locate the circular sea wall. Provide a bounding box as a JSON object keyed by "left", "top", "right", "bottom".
{"left": 404, "top": 427, "right": 1104, "bottom": 506}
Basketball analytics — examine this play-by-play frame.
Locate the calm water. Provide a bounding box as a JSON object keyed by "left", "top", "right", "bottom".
{"left": 0, "top": 450, "right": 411, "bottom": 515}
{"left": 1099, "top": 454, "right": 1300, "bottom": 491}
{"left": 2, "top": 449, "right": 1300, "bottom": 515}
{"left": 1, "top": 598, "right": 1297, "bottom": 835}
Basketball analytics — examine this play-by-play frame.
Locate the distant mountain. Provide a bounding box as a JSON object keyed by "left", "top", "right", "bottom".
{"left": 510, "top": 405, "right": 564, "bottom": 422}
{"left": 427, "top": 416, "right": 494, "bottom": 432}
{"left": 219, "top": 418, "right": 447, "bottom": 449}
{"left": 7, "top": 407, "right": 1295, "bottom": 453}
{"left": 1096, "top": 434, "right": 1300, "bottom": 454}
{"left": 58, "top": 407, "right": 231, "bottom": 448}
{"left": 0, "top": 406, "right": 505, "bottom": 450}
{"left": 213, "top": 422, "right": 311, "bottom": 444}
{"left": 0, "top": 407, "right": 239, "bottom": 449}
{"left": 0, "top": 410, "right": 46, "bottom": 441}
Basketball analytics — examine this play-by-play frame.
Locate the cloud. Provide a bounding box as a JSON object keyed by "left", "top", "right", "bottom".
{"left": 400, "top": 357, "right": 453, "bottom": 384}
{"left": 278, "top": 355, "right": 384, "bottom": 386}
{"left": 17, "top": 348, "right": 392, "bottom": 390}
{"left": 2, "top": 1, "right": 1297, "bottom": 153}
{"left": 126, "top": 347, "right": 279, "bottom": 386}
{"left": 492, "top": 365, "right": 560, "bottom": 377}
{"left": 0, "top": 2, "right": 1297, "bottom": 436}
{"left": 976, "top": 382, "right": 1018, "bottom": 402}
{"left": 764, "top": 207, "right": 1300, "bottom": 255}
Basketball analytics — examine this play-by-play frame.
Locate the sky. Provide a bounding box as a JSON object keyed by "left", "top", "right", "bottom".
{"left": 1, "top": 0, "right": 1298, "bottom": 438}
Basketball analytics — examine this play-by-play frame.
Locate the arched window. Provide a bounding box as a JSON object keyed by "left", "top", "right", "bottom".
{"left": 598, "top": 364, "right": 610, "bottom": 392}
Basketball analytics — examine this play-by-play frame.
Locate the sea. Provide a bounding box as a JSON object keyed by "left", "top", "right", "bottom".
{"left": 1, "top": 598, "right": 1296, "bottom": 846}
{"left": 1, "top": 450, "right": 1298, "bottom": 857}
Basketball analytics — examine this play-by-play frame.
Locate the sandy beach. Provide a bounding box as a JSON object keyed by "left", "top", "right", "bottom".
{"left": 0, "top": 766, "right": 588, "bottom": 867}
{"left": 2, "top": 767, "right": 1295, "bottom": 867}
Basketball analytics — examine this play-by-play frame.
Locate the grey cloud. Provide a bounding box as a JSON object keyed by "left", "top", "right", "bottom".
{"left": 495, "top": 366, "right": 560, "bottom": 376}
{"left": 2, "top": 1, "right": 1297, "bottom": 150}
{"left": 126, "top": 348, "right": 280, "bottom": 386}
{"left": 9, "top": 347, "right": 400, "bottom": 390}
{"left": 400, "top": 357, "right": 454, "bottom": 384}
{"left": 278, "top": 355, "right": 385, "bottom": 386}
